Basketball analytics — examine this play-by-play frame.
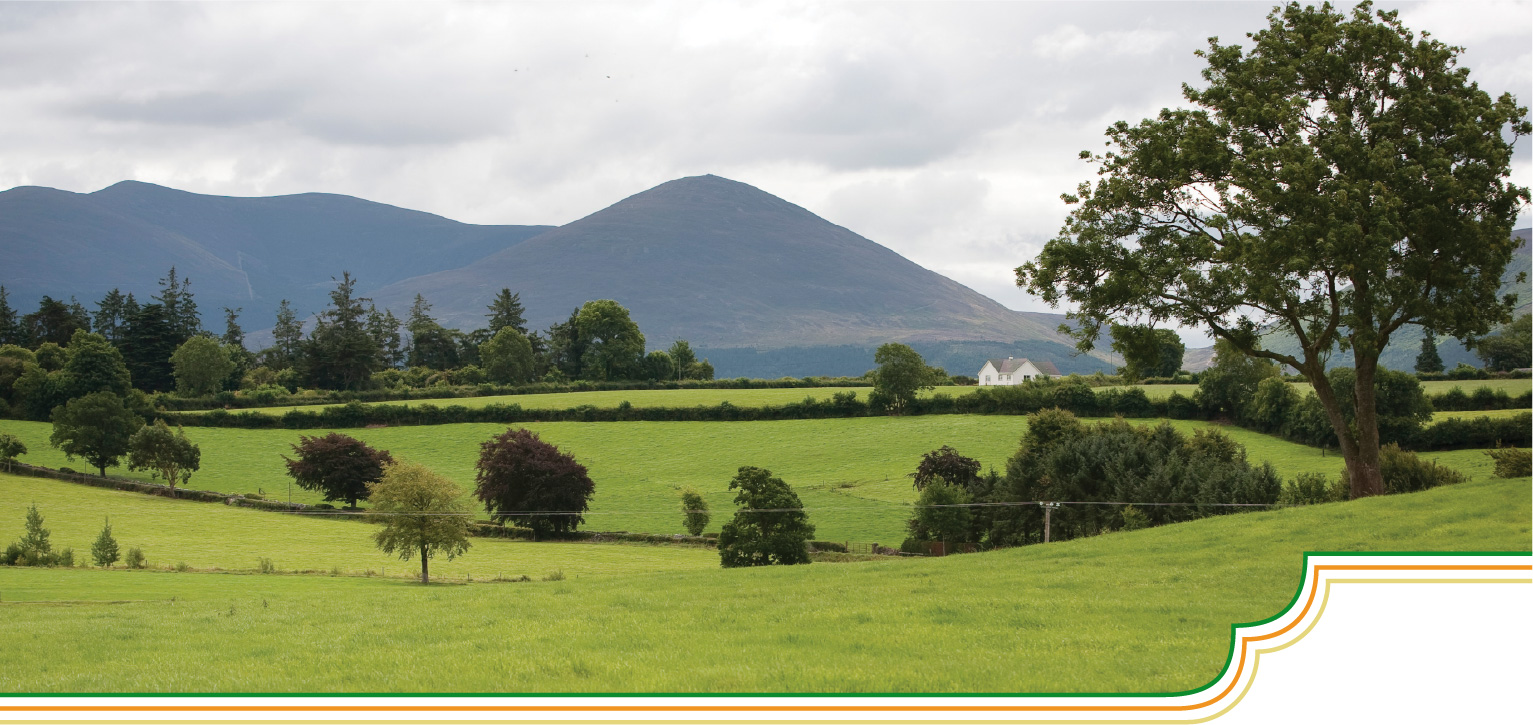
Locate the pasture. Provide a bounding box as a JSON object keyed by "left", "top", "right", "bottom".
{"left": 0, "top": 474, "right": 1526, "bottom": 693}
{"left": 0, "top": 415, "right": 1511, "bottom": 543}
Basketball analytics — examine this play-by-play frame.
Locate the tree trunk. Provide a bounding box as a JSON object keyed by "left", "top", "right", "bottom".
{"left": 1349, "top": 356, "right": 1386, "bottom": 498}
{"left": 420, "top": 543, "right": 429, "bottom": 585}
{"left": 1305, "top": 361, "right": 1373, "bottom": 500}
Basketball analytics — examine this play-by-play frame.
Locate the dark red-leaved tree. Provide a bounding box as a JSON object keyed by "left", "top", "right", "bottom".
{"left": 283, "top": 432, "right": 393, "bottom": 509}
{"left": 911, "top": 445, "right": 981, "bottom": 492}
{"left": 474, "top": 428, "right": 594, "bottom": 537}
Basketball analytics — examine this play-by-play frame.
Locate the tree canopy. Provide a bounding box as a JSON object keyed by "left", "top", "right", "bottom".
{"left": 170, "top": 336, "right": 234, "bottom": 397}
{"left": 717, "top": 466, "right": 815, "bottom": 567}
{"left": 368, "top": 460, "right": 472, "bottom": 585}
{"left": 1110, "top": 324, "right": 1185, "bottom": 382}
{"left": 127, "top": 419, "right": 201, "bottom": 491}
{"left": 871, "top": 343, "right": 942, "bottom": 414}
{"left": 283, "top": 432, "right": 394, "bottom": 508}
{"left": 1016, "top": 2, "right": 1529, "bottom": 497}
{"left": 474, "top": 428, "right": 595, "bottom": 536}
{"left": 575, "top": 300, "right": 645, "bottom": 381}
{"left": 49, "top": 391, "right": 143, "bottom": 476}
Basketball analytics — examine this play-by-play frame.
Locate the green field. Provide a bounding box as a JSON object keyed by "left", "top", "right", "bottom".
{"left": 0, "top": 472, "right": 717, "bottom": 580}
{"left": 1430, "top": 408, "right": 1530, "bottom": 421}
{"left": 0, "top": 474, "right": 1525, "bottom": 693}
{"left": 0, "top": 416, "right": 1509, "bottom": 543}
{"left": 233, "top": 385, "right": 974, "bottom": 416}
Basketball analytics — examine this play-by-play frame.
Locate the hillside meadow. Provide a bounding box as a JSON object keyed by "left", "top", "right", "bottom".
{"left": 0, "top": 415, "right": 1512, "bottom": 543}
{"left": 0, "top": 475, "right": 1526, "bottom": 693}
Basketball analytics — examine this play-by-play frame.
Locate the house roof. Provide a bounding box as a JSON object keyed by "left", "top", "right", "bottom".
{"left": 983, "top": 358, "right": 1060, "bottom": 376}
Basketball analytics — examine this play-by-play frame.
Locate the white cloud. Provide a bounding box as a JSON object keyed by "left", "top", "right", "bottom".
{"left": 0, "top": 0, "right": 1526, "bottom": 343}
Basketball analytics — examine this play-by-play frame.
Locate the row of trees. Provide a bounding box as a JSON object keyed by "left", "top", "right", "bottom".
{"left": 0, "top": 274, "right": 717, "bottom": 401}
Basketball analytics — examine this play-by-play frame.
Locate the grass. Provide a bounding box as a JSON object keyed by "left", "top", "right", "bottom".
{"left": 0, "top": 474, "right": 1525, "bottom": 693}
{"left": 1430, "top": 408, "right": 1529, "bottom": 421}
{"left": 0, "top": 414, "right": 1513, "bottom": 543}
{"left": 0, "top": 472, "right": 719, "bottom": 581}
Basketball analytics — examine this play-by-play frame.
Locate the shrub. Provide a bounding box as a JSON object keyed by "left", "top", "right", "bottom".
{"left": 1485, "top": 447, "right": 1532, "bottom": 479}
{"left": 1119, "top": 505, "right": 1151, "bottom": 531}
{"left": 899, "top": 537, "right": 925, "bottom": 554}
{"left": 679, "top": 489, "right": 710, "bottom": 537}
{"left": 124, "top": 547, "right": 146, "bottom": 569}
{"left": 1343, "top": 444, "right": 1467, "bottom": 496}
{"left": 807, "top": 540, "right": 848, "bottom": 553}
{"left": 257, "top": 557, "right": 276, "bottom": 574}
{"left": 542, "top": 569, "right": 565, "bottom": 582}
{"left": 1278, "top": 473, "right": 1347, "bottom": 505}
{"left": 174, "top": 561, "right": 190, "bottom": 572}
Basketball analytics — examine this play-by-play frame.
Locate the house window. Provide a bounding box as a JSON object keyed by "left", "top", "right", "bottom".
{"left": 1024, "top": 375, "right": 1031, "bottom": 381}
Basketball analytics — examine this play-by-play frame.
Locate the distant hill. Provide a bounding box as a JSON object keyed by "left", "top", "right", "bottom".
{"left": 0, "top": 181, "right": 552, "bottom": 318}
{"left": 1181, "top": 229, "right": 1532, "bottom": 373}
{"left": 372, "top": 175, "right": 1114, "bottom": 374}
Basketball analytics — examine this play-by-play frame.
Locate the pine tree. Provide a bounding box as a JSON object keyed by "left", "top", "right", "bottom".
{"left": 486, "top": 289, "right": 528, "bottom": 335}
{"left": 270, "top": 300, "right": 306, "bottom": 371}
{"left": 1415, "top": 329, "right": 1445, "bottom": 374}
{"left": 93, "top": 289, "right": 130, "bottom": 343}
{"left": 91, "top": 517, "right": 120, "bottom": 567}
{"left": 306, "top": 273, "right": 380, "bottom": 389}
{"left": 20, "top": 503, "right": 51, "bottom": 559}
{"left": 365, "top": 305, "right": 404, "bottom": 369}
{"left": 155, "top": 267, "right": 201, "bottom": 341}
{"left": 0, "top": 286, "right": 18, "bottom": 346}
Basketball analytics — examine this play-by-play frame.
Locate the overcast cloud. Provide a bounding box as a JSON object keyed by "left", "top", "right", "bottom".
{"left": 2, "top": 1, "right": 1528, "bottom": 346}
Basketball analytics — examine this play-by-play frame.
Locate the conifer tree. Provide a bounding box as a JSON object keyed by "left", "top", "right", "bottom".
{"left": 91, "top": 517, "right": 120, "bottom": 568}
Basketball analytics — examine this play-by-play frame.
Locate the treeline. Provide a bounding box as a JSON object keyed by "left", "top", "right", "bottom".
{"left": 0, "top": 270, "right": 728, "bottom": 420}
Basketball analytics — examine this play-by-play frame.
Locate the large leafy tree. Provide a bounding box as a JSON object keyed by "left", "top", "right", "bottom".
{"left": 170, "top": 336, "right": 234, "bottom": 397}
{"left": 49, "top": 391, "right": 143, "bottom": 476}
{"left": 283, "top": 432, "right": 394, "bottom": 508}
{"left": 871, "top": 342, "right": 942, "bottom": 414}
{"left": 368, "top": 461, "right": 472, "bottom": 585}
{"left": 479, "top": 327, "right": 536, "bottom": 385}
{"left": 62, "top": 329, "right": 133, "bottom": 400}
{"left": 576, "top": 300, "right": 646, "bottom": 381}
{"left": 474, "top": 428, "right": 595, "bottom": 537}
{"left": 1110, "top": 324, "right": 1185, "bottom": 382}
{"left": 717, "top": 466, "right": 814, "bottom": 567}
{"left": 1017, "top": 3, "right": 1529, "bottom": 498}
{"left": 1472, "top": 314, "right": 1531, "bottom": 371}
{"left": 127, "top": 419, "right": 201, "bottom": 491}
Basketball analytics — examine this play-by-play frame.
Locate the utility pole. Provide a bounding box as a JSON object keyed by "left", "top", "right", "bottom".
{"left": 1042, "top": 502, "right": 1061, "bottom": 543}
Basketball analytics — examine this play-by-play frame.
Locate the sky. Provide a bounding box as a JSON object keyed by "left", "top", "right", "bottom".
{"left": 1, "top": 0, "right": 1529, "bottom": 347}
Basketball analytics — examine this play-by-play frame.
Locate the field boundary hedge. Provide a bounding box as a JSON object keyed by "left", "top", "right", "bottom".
{"left": 159, "top": 386, "right": 1531, "bottom": 451}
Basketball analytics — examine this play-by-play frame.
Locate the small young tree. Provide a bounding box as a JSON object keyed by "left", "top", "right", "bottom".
{"left": 49, "top": 391, "right": 143, "bottom": 476}
{"left": 0, "top": 432, "right": 26, "bottom": 463}
{"left": 680, "top": 489, "right": 710, "bottom": 536}
{"left": 474, "top": 428, "right": 595, "bottom": 536}
{"left": 368, "top": 461, "right": 472, "bottom": 585}
{"left": 2, "top": 504, "right": 60, "bottom": 567}
{"left": 127, "top": 420, "right": 201, "bottom": 491}
{"left": 717, "top": 466, "right": 815, "bottom": 567}
{"left": 667, "top": 340, "right": 697, "bottom": 380}
{"left": 911, "top": 445, "right": 982, "bottom": 492}
{"left": 283, "top": 433, "right": 393, "bottom": 508}
{"left": 170, "top": 335, "right": 235, "bottom": 397}
{"left": 91, "top": 517, "right": 120, "bottom": 567}
{"left": 871, "top": 343, "right": 941, "bottom": 414}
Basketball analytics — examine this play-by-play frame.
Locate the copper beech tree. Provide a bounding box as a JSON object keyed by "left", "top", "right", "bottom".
{"left": 1018, "top": 2, "right": 1529, "bottom": 498}
{"left": 474, "top": 428, "right": 595, "bottom": 537}
{"left": 283, "top": 432, "right": 393, "bottom": 508}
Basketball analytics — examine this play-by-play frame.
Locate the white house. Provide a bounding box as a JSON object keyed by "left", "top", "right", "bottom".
{"left": 977, "top": 357, "right": 1060, "bottom": 386}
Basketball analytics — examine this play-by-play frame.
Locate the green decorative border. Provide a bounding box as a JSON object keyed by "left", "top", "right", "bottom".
{"left": 2, "top": 549, "right": 1527, "bottom": 700}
